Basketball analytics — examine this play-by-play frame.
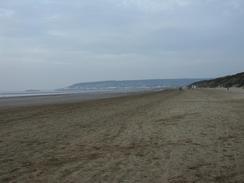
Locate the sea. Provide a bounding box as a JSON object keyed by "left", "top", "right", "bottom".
{"left": 0, "top": 79, "right": 201, "bottom": 98}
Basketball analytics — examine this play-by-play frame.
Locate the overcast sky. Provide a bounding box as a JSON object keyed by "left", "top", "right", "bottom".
{"left": 0, "top": 0, "right": 244, "bottom": 91}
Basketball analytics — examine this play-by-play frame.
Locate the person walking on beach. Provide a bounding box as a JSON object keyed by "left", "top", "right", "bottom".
{"left": 226, "top": 84, "right": 231, "bottom": 92}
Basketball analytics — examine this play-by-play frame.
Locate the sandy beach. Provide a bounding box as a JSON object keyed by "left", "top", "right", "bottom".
{"left": 0, "top": 89, "right": 244, "bottom": 182}
{"left": 0, "top": 92, "right": 135, "bottom": 109}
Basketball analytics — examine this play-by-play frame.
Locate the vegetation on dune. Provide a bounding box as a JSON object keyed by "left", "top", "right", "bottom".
{"left": 190, "top": 72, "right": 244, "bottom": 88}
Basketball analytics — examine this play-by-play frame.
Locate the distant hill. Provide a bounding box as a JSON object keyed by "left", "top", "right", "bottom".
{"left": 65, "top": 79, "right": 202, "bottom": 92}
{"left": 190, "top": 72, "right": 244, "bottom": 88}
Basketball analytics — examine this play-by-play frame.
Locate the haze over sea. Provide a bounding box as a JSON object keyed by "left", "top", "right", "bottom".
{"left": 0, "top": 79, "right": 200, "bottom": 98}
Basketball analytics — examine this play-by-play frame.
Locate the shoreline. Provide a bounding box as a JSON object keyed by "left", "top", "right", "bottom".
{"left": 0, "top": 90, "right": 160, "bottom": 109}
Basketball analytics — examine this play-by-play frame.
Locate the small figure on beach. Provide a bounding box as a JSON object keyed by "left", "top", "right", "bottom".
{"left": 225, "top": 84, "right": 231, "bottom": 92}
{"left": 191, "top": 85, "right": 197, "bottom": 90}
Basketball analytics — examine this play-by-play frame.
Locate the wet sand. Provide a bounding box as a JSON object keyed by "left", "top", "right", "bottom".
{"left": 0, "top": 89, "right": 244, "bottom": 182}
{"left": 0, "top": 92, "right": 134, "bottom": 109}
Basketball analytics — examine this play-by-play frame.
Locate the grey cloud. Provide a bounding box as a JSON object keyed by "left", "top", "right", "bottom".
{"left": 0, "top": 0, "right": 243, "bottom": 91}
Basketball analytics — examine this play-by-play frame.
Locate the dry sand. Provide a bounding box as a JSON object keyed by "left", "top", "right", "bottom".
{"left": 0, "top": 89, "right": 244, "bottom": 182}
